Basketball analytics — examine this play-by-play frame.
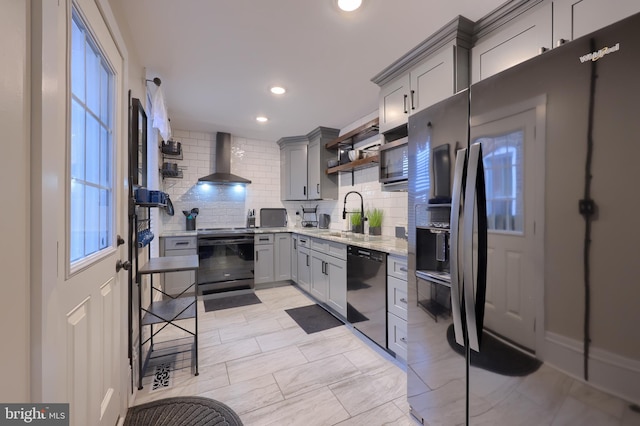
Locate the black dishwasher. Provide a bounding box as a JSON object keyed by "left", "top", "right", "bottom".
{"left": 347, "top": 246, "right": 387, "bottom": 350}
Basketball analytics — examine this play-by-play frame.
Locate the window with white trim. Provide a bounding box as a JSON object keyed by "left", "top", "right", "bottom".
{"left": 70, "top": 9, "right": 115, "bottom": 264}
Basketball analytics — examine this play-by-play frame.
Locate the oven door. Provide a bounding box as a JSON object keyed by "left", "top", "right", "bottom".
{"left": 198, "top": 236, "right": 255, "bottom": 294}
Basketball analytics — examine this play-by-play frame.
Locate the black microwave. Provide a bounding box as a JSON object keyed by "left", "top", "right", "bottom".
{"left": 379, "top": 137, "right": 408, "bottom": 189}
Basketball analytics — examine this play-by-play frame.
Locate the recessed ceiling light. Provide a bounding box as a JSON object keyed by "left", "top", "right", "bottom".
{"left": 270, "top": 86, "right": 286, "bottom": 95}
{"left": 337, "top": 0, "right": 362, "bottom": 12}
{"left": 256, "top": 116, "right": 268, "bottom": 123}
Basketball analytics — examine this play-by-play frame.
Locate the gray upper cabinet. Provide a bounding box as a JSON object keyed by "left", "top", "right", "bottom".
{"left": 553, "top": 0, "right": 640, "bottom": 44}
{"left": 307, "top": 127, "right": 340, "bottom": 200}
{"left": 472, "top": 2, "right": 552, "bottom": 84}
{"left": 278, "top": 127, "right": 339, "bottom": 201}
{"left": 472, "top": 0, "right": 640, "bottom": 84}
{"left": 377, "top": 74, "right": 410, "bottom": 134}
{"left": 372, "top": 16, "right": 473, "bottom": 134}
{"left": 279, "top": 137, "right": 308, "bottom": 201}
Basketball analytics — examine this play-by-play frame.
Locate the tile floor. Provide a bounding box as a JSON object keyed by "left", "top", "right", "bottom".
{"left": 132, "top": 285, "right": 640, "bottom": 425}
{"left": 133, "top": 285, "right": 415, "bottom": 425}
{"left": 407, "top": 316, "right": 640, "bottom": 426}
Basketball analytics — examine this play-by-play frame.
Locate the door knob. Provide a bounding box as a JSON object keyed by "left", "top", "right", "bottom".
{"left": 117, "top": 235, "right": 125, "bottom": 246}
{"left": 116, "top": 260, "right": 131, "bottom": 272}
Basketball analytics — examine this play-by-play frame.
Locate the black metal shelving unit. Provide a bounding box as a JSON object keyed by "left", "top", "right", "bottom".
{"left": 133, "top": 202, "right": 200, "bottom": 390}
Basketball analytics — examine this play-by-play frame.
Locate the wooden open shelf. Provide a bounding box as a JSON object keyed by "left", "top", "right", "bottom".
{"left": 325, "top": 117, "right": 379, "bottom": 150}
{"left": 326, "top": 155, "right": 379, "bottom": 175}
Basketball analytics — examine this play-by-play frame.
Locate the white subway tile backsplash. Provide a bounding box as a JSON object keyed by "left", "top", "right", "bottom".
{"left": 159, "top": 117, "right": 407, "bottom": 235}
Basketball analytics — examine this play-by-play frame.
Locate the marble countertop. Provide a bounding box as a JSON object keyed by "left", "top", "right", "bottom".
{"left": 160, "top": 230, "right": 198, "bottom": 238}
{"left": 284, "top": 228, "right": 408, "bottom": 257}
{"left": 160, "top": 227, "right": 408, "bottom": 257}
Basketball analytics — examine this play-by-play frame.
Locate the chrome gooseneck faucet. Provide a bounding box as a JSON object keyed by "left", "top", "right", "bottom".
{"left": 342, "top": 190, "right": 365, "bottom": 233}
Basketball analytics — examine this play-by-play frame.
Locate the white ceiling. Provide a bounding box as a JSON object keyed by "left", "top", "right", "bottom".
{"left": 113, "top": 0, "right": 505, "bottom": 141}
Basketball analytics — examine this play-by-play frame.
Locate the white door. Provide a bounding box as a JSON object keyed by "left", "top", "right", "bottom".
{"left": 471, "top": 108, "right": 539, "bottom": 350}
{"left": 59, "top": 1, "right": 125, "bottom": 424}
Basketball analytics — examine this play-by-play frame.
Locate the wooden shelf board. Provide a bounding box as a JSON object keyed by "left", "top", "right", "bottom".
{"left": 326, "top": 155, "right": 378, "bottom": 174}
{"left": 325, "top": 117, "right": 379, "bottom": 150}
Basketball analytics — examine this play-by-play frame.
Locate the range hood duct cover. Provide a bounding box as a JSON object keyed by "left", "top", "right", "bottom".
{"left": 198, "top": 132, "right": 251, "bottom": 184}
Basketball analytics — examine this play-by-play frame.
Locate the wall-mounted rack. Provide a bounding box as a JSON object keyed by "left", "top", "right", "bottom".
{"left": 325, "top": 118, "right": 380, "bottom": 184}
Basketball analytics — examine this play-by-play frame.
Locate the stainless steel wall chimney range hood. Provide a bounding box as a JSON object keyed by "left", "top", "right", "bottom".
{"left": 198, "top": 132, "right": 251, "bottom": 184}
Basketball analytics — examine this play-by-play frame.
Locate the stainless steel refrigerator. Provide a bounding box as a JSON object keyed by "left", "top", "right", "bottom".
{"left": 408, "top": 12, "right": 640, "bottom": 425}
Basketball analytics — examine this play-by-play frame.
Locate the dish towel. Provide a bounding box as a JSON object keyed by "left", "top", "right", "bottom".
{"left": 151, "top": 86, "right": 172, "bottom": 142}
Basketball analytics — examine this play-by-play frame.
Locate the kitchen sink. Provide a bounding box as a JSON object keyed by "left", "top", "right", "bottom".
{"left": 327, "top": 231, "right": 345, "bottom": 237}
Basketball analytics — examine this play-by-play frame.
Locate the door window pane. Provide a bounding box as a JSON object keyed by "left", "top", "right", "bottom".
{"left": 70, "top": 9, "right": 114, "bottom": 264}
{"left": 476, "top": 130, "right": 524, "bottom": 233}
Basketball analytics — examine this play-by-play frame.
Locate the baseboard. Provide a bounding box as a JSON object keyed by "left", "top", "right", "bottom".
{"left": 254, "top": 280, "right": 292, "bottom": 290}
{"left": 545, "top": 331, "right": 640, "bottom": 405}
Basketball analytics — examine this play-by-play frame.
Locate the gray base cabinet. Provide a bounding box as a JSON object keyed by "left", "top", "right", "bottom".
{"left": 255, "top": 233, "right": 292, "bottom": 285}
{"left": 387, "top": 255, "right": 408, "bottom": 361}
{"left": 291, "top": 234, "right": 298, "bottom": 283}
{"left": 296, "top": 236, "right": 311, "bottom": 292}
{"left": 274, "top": 233, "right": 292, "bottom": 281}
{"left": 309, "top": 238, "right": 347, "bottom": 318}
{"left": 159, "top": 235, "right": 197, "bottom": 296}
{"left": 254, "top": 234, "right": 275, "bottom": 284}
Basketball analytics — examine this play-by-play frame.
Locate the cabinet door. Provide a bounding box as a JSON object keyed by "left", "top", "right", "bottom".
{"left": 378, "top": 74, "right": 410, "bottom": 133}
{"left": 275, "top": 233, "right": 291, "bottom": 281}
{"left": 553, "top": 0, "right": 640, "bottom": 44}
{"left": 297, "top": 247, "right": 311, "bottom": 292}
{"left": 254, "top": 244, "right": 274, "bottom": 284}
{"left": 387, "top": 313, "right": 408, "bottom": 361}
{"left": 387, "top": 276, "right": 408, "bottom": 321}
{"left": 161, "top": 237, "right": 197, "bottom": 296}
{"left": 291, "top": 235, "right": 298, "bottom": 283}
{"left": 471, "top": 3, "right": 552, "bottom": 83}
{"left": 289, "top": 144, "right": 308, "bottom": 200}
{"left": 280, "top": 146, "right": 287, "bottom": 200}
{"left": 387, "top": 255, "right": 408, "bottom": 280}
{"left": 310, "top": 252, "right": 328, "bottom": 302}
{"left": 307, "top": 139, "right": 321, "bottom": 200}
{"left": 409, "top": 46, "right": 458, "bottom": 114}
{"left": 326, "top": 256, "right": 347, "bottom": 318}
{"left": 163, "top": 250, "right": 196, "bottom": 296}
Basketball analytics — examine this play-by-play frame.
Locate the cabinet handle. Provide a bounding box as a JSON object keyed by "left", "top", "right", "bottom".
{"left": 306, "top": 254, "right": 309, "bottom": 267}
{"left": 400, "top": 337, "right": 407, "bottom": 343}
{"left": 317, "top": 183, "right": 320, "bottom": 194}
{"left": 294, "top": 239, "right": 297, "bottom": 249}
{"left": 410, "top": 90, "right": 415, "bottom": 110}
{"left": 539, "top": 46, "right": 549, "bottom": 54}
{"left": 303, "top": 186, "right": 306, "bottom": 196}
{"left": 403, "top": 94, "right": 408, "bottom": 114}
{"left": 556, "top": 38, "right": 567, "bottom": 47}
{"left": 399, "top": 267, "right": 408, "bottom": 272}
{"left": 175, "top": 241, "right": 189, "bottom": 246}
{"left": 259, "top": 237, "right": 269, "bottom": 241}
{"left": 400, "top": 298, "right": 408, "bottom": 304}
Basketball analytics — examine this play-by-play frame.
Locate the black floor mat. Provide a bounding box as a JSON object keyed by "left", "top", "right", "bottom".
{"left": 124, "top": 396, "right": 242, "bottom": 426}
{"left": 203, "top": 292, "right": 262, "bottom": 312}
{"left": 285, "top": 304, "right": 344, "bottom": 334}
{"left": 446, "top": 324, "right": 542, "bottom": 376}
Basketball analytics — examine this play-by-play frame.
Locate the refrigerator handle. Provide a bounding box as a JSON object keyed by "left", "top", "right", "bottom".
{"left": 462, "top": 143, "right": 488, "bottom": 352}
{"left": 449, "top": 148, "right": 467, "bottom": 347}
